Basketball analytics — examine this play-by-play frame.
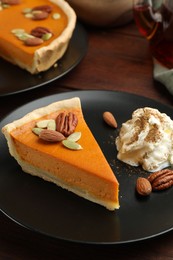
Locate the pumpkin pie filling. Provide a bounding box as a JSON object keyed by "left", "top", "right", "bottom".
{"left": 0, "top": 0, "right": 76, "bottom": 73}
{"left": 2, "top": 98, "right": 119, "bottom": 210}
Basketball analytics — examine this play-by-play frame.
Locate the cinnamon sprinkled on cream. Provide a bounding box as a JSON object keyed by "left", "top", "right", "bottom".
{"left": 115, "top": 107, "right": 173, "bottom": 172}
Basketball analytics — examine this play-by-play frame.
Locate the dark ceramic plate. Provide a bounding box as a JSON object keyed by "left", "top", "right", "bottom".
{"left": 0, "top": 23, "right": 87, "bottom": 96}
{"left": 0, "top": 90, "right": 172, "bottom": 244}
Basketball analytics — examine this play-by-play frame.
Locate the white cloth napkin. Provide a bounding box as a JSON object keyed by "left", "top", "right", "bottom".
{"left": 153, "top": 59, "right": 173, "bottom": 95}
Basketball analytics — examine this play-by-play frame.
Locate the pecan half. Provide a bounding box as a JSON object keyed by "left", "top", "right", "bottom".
{"left": 148, "top": 169, "right": 173, "bottom": 191}
{"left": 31, "top": 27, "right": 53, "bottom": 38}
{"left": 32, "top": 5, "right": 53, "bottom": 13}
{"left": 56, "top": 112, "right": 78, "bottom": 137}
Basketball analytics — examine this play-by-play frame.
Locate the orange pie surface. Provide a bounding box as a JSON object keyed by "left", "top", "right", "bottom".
{"left": 2, "top": 97, "right": 119, "bottom": 210}
{"left": 0, "top": 0, "right": 76, "bottom": 73}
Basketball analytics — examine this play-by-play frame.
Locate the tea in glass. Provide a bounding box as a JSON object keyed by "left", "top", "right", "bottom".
{"left": 133, "top": 0, "right": 173, "bottom": 68}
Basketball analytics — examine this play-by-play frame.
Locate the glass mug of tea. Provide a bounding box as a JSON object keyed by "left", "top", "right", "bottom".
{"left": 133, "top": 0, "right": 173, "bottom": 68}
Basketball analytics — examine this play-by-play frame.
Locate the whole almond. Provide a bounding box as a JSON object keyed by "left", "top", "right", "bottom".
{"left": 39, "top": 129, "right": 65, "bottom": 142}
{"left": 32, "top": 10, "right": 49, "bottom": 20}
{"left": 136, "top": 177, "right": 152, "bottom": 196}
{"left": 103, "top": 111, "right": 117, "bottom": 128}
{"left": 24, "top": 37, "right": 44, "bottom": 46}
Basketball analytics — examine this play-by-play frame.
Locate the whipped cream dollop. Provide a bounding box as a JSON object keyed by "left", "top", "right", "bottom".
{"left": 115, "top": 107, "right": 173, "bottom": 172}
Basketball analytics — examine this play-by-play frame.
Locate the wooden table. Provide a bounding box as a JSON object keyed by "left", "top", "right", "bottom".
{"left": 0, "top": 21, "right": 173, "bottom": 259}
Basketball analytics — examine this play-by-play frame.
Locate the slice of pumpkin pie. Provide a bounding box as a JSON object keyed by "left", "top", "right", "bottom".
{"left": 0, "top": 0, "right": 76, "bottom": 73}
{"left": 2, "top": 97, "right": 119, "bottom": 210}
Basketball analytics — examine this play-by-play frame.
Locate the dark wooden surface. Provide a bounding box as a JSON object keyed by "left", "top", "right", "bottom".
{"left": 0, "top": 21, "right": 173, "bottom": 259}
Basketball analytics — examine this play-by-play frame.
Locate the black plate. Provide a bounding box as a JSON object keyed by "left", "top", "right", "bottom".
{"left": 0, "top": 90, "right": 173, "bottom": 244}
{"left": 0, "top": 23, "right": 87, "bottom": 97}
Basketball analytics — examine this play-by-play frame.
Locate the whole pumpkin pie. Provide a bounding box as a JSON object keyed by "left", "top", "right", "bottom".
{"left": 0, "top": 0, "right": 76, "bottom": 73}
{"left": 2, "top": 97, "right": 120, "bottom": 211}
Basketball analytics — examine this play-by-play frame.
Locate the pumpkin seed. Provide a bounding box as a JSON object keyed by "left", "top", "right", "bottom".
{"left": 36, "top": 119, "right": 53, "bottom": 128}
{"left": 17, "top": 33, "right": 34, "bottom": 41}
{"left": 32, "top": 127, "right": 43, "bottom": 136}
{"left": 42, "top": 33, "right": 52, "bottom": 41}
{"left": 11, "top": 29, "right": 34, "bottom": 41}
{"left": 11, "top": 29, "right": 25, "bottom": 34}
{"left": 22, "top": 7, "right": 32, "bottom": 14}
{"left": 25, "top": 13, "right": 34, "bottom": 18}
{"left": 67, "top": 132, "right": 81, "bottom": 142}
{"left": 2, "top": 4, "right": 9, "bottom": 8}
{"left": 62, "top": 140, "right": 83, "bottom": 150}
{"left": 47, "top": 120, "right": 56, "bottom": 130}
{"left": 52, "top": 13, "right": 61, "bottom": 20}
